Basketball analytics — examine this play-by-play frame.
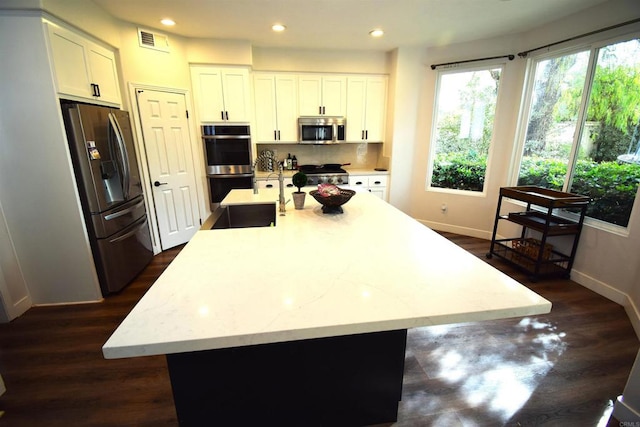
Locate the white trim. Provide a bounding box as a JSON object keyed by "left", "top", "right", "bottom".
{"left": 426, "top": 63, "right": 505, "bottom": 195}
{"left": 613, "top": 395, "right": 640, "bottom": 423}
{"left": 569, "top": 269, "right": 627, "bottom": 306}
{"left": 420, "top": 220, "right": 492, "bottom": 240}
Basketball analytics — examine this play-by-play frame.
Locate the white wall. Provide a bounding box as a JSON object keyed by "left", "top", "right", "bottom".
{"left": 252, "top": 47, "right": 390, "bottom": 74}
{"left": 406, "top": 0, "right": 640, "bottom": 329}
{"left": 0, "top": 12, "right": 102, "bottom": 304}
{"left": 387, "top": 47, "right": 425, "bottom": 213}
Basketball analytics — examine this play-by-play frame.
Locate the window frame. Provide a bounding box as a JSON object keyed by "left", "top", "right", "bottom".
{"left": 511, "top": 31, "right": 640, "bottom": 235}
{"left": 427, "top": 62, "right": 506, "bottom": 197}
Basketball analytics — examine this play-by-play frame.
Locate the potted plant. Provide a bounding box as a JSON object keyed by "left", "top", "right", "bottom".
{"left": 291, "top": 171, "right": 307, "bottom": 209}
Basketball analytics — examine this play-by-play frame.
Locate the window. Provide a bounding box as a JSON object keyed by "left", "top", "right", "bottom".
{"left": 429, "top": 66, "right": 503, "bottom": 192}
{"left": 516, "top": 37, "right": 640, "bottom": 228}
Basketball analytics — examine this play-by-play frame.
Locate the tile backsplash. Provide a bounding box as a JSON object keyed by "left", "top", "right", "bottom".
{"left": 256, "top": 143, "right": 382, "bottom": 169}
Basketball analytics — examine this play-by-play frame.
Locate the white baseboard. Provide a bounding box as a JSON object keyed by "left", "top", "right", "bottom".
{"left": 614, "top": 395, "right": 640, "bottom": 423}
{"left": 420, "top": 220, "right": 492, "bottom": 240}
{"left": 569, "top": 269, "right": 627, "bottom": 305}
{"left": 419, "top": 220, "right": 640, "bottom": 340}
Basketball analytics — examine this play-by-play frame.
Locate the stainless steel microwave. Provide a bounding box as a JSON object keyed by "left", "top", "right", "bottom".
{"left": 298, "top": 116, "right": 346, "bottom": 144}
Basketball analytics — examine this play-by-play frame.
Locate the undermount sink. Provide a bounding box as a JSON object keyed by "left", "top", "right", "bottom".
{"left": 211, "top": 203, "right": 276, "bottom": 229}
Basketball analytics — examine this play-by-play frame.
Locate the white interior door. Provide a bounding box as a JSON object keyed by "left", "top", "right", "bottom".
{"left": 137, "top": 89, "right": 200, "bottom": 250}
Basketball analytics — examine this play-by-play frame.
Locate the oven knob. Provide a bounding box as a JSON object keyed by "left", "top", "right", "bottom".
{"left": 337, "top": 177, "right": 344, "bottom": 184}
{"left": 327, "top": 177, "right": 334, "bottom": 184}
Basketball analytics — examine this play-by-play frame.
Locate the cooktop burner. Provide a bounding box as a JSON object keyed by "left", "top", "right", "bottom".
{"left": 299, "top": 165, "right": 349, "bottom": 186}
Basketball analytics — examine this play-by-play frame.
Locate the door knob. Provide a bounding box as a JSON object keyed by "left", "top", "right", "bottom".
{"left": 154, "top": 181, "right": 168, "bottom": 187}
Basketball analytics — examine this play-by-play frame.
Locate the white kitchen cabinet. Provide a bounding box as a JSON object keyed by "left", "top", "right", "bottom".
{"left": 46, "top": 22, "right": 121, "bottom": 106}
{"left": 191, "top": 66, "right": 251, "bottom": 122}
{"left": 298, "top": 74, "right": 347, "bottom": 116}
{"left": 346, "top": 76, "right": 387, "bottom": 143}
{"left": 349, "top": 174, "right": 388, "bottom": 201}
{"left": 254, "top": 73, "right": 298, "bottom": 142}
{"left": 256, "top": 178, "right": 294, "bottom": 190}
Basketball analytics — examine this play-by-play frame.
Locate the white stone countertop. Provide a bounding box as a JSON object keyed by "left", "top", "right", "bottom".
{"left": 103, "top": 189, "right": 551, "bottom": 359}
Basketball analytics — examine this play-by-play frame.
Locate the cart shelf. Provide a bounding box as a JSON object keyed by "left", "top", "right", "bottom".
{"left": 487, "top": 186, "right": 589, "bottom": 280}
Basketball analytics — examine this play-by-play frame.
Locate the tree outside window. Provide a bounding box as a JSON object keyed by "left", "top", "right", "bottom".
{"left": 517, "top": 38, "right": 640, "bottom": 228}
{"left": 429, "top": 66, "right": 502, "bottom": 192}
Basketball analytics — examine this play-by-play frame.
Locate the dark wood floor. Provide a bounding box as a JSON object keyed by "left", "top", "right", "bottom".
{"left": 0, "top": 232, "right": 637, "bottom": 426}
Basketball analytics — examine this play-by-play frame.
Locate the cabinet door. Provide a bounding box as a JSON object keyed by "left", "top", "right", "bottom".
{"left": 322, "top": 76, "right": 347, "bottom": 116}
{"left": 274, "top": 75, "right": 298, "bottom": 142}
{"left": 346, "top": 77, "right": 367, "bottom": 141}
{"left": 298, "top": 75, "right": 323, "bottom": 116}
{"left": 220, "top": 68, "right": 251, "bottom": 122}
{"left": 363, "top": 77, "right": 387, "bottom": 142}
{"left": 253, "top": 74, "right": 278, "bottom": 142}
{"left": 369, "top": 187, "right": 387, "bottom": 200}
{"left": 191, "top": 67, "right": 225, "bottom": 122}
{"left": 368, "top": 175, "right": 388, "bottom": 201}
{"left": 86, "top": 42, "right": 121, "bottom": 105}
{"left": 47, "top": 24, "right": 93, "bottom": 99}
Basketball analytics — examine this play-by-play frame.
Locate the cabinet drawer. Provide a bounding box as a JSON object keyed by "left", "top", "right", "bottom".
{"left": 368, "top": 175, "right": 388, "bottom": 187}
{"left": 349, "top": 175, "right": 369, "bottom": 188}
{"left": 349, "top": 175, "right": 388, "bottom": 187}
{"left": 256, "top": 178, "right": 293, "bottom": 189}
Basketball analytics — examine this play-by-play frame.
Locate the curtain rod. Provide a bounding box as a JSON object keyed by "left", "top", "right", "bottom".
{"left": 430, "top": 54, "right": 514, "bottom": 70}
{"left": 517, "top": 17, "right": 640, "bottom": 58}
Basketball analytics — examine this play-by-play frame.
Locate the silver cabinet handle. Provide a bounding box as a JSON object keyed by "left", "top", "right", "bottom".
{"left": 109, "top": 217, "right": 148, "bottom": 243}
{"left": 104, "top": 199, "right": 145, "bottom": 221}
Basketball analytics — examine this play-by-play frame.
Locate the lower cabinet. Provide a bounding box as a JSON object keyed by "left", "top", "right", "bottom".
{"left": 256, "top": 178, "right": 294, "bottom": 190}
{"left": 349, "top": 175, "right": 388, "bottom": 201}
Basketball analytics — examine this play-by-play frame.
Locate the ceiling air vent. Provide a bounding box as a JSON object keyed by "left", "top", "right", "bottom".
{"left": 138, "top": 28, "right": 169, "bottom": 52}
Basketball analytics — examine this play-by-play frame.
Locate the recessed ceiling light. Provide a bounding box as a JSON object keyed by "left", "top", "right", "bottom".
{"left": 161, "top": 18, "right": 175, "bottom": 26}
{"left": 272, "top": 24, "right": 286, "bottom": 32}
{"left": 369, "top": 29, "right": 384, "bottom": 38}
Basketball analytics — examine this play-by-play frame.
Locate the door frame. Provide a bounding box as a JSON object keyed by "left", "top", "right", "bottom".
{"left": 127, "top": 83, "right": 208, "bottom": 254}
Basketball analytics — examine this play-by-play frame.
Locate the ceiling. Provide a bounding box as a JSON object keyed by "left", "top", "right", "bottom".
{"left": 92, "top": 0, "right": 612, "bottom": 51}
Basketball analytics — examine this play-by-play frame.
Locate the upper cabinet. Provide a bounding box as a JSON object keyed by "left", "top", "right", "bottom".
{"left": 191, "top": 66, "right": 251, "bottom": 123}
{"left": 346, "top": 76, "right": 387, "bottom": 143}
{"left": 253, "top": 73, "right": 298, "bottom": 143}
{"left": 298, "top": 74, "right": 347, "bottom": 116}
{"left": 46, "top": 22, "right": 121, "bottom": 106}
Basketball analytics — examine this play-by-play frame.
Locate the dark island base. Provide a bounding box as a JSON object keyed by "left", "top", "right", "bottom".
{"left": 167, "top": 329, "right": 408, "bottom": 426}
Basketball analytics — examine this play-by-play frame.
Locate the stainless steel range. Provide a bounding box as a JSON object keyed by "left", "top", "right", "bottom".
{"left": 299, "top": 165, "right": 349, "bottom": 187}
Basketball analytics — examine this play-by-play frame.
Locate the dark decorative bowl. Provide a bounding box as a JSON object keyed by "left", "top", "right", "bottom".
{"left": 309, "top": 188, "right": 356, "bottom": 214}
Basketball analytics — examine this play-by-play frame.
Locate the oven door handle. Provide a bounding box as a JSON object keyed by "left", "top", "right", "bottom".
{"left": 208, "top": 173, "right": 254, "bottom": 178}
{"left": 204, "top": 135, "right": 251, "bottom": 140}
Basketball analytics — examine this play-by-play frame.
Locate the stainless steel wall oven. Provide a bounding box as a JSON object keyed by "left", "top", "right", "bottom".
{"left": 203, "top": 124, "right": 253, "bottom": 208}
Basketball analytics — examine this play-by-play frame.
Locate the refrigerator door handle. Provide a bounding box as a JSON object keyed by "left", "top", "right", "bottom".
{"left": 108, "top": 112, "right": 131, "bottom": 200}
{"left": 109, "top": 217, "right": 149, "bottom": 244}
{"left": 104, "top": 199, "right": 146, "bottom": 221}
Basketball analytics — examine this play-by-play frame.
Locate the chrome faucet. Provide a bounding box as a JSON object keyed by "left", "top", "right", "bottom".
{"left": 252, "top": 152, "right": 288, "bottom": 213}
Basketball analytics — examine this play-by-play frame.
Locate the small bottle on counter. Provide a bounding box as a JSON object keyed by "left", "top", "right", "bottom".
{"left": 286, "top": 153, "right": 292, "bottom": 170}
{"left": 292, "top": 155, "right": 298, "bottom": 169}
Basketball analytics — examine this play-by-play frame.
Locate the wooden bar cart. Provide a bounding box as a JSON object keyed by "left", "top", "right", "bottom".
{"left": 487, "top": 186, "right": 590, "bottom": 280}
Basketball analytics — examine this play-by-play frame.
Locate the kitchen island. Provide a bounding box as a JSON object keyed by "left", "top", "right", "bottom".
{"left": 103, "top": 189, "right": 551, "bottom": 425}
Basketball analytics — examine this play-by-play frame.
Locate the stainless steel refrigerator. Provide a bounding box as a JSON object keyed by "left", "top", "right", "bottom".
{"left": 61, "top": 102, "right": 153, "bottom": 296}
